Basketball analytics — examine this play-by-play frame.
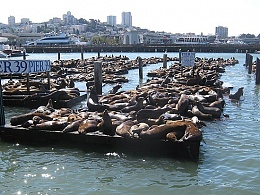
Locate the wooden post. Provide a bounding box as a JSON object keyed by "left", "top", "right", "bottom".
{"left": 138, "top": 56, "right": 143, "bottom": 79}
{"left": 179, "top": 49, "right": 182, "bottom": 64}
{"left": 47, "top": 71, "right": 51, "bottom": 90}
{"left": 248, "top": 54, "right": 253, "bottom": 74}
{"left": 256, "top": 58, "right": 260, "bottom": 85}
{"left": 94, "top": 61, "right": 102, "bottom": 94}
{"left": 97, "top": 50, "right": 100, "bottom": 58}
{"left": 58, "top": 52, "right": 61, "bottom": 60}
{"left": 23, "top": 50, "right": 30, "bottom": 92}
{"left": 0, "top": 78, "right": 5, "bottom": 126}
{"left": 163, "top": 53, "right": 167, "bottom": 68}
{"left": 81, "top": 47, "right": 84, "bottom": 60}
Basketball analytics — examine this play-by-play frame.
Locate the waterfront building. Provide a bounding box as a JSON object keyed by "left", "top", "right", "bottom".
{"left": 123, "top": 29, "right": 139, "bottom": 44}
{"left": 215, "top": 26, "right": 228, "bottom": 39}
{"left": 107, "top": 15, "right": 117, "bottom": 26}
{"left": 21, "top": 18, "right": 30, "bottom": 25}
{"left": 8, "top": 16, "right": 15, "bottom": 26}
{"left": 121, "top": 12, "right": 132, "bottom": 27}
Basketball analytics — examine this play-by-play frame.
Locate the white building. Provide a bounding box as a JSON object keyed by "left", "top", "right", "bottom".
{"left": 107, "top": 15, "right": 117, "bottom": 26}
{"left": 215, "top": 26, "right": 228, "bottom": 39}
{"left": 121, "top": 12, "right": 132, "bottom": 27}
{"left": 21, "top": 18, "right": 30, "bottom": 24}
{"left": 8, "top": 16, "right": 15, "bottom": 26}
{"left": 123, "top": 30, "right": 139, "bottom": 44}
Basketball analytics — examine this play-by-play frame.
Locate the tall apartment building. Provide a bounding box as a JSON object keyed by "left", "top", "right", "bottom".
{"left": 107, "top": 15, "right": 117, "bottom": 26}
{"left": 21, "top": 18, "right": 30, "bottom": 24}
{"left": 121, "top": 12, "right": 132, "bottom": 27}
{"left": 8, "top": 16, "right": 15, "bottom": 26}
{"left": 215, "top": 26, "right": 228, "bottom": 38}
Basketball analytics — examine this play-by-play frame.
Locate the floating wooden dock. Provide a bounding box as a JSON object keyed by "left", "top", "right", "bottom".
{"left": 0, "top": 125, "right": 201, "bottom": 160}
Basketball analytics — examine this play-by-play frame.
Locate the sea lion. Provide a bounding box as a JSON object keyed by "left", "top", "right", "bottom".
{"left": 191, "top": 105, "right": 213, "bottom": 120}
{"left": 98, "top": 109, "right": 114, "bottom": 136}
{"left": 176, "top": 94, "right": 190, "bottom": 115}
{"left": 136, "top": 105, "right": 172, "bottom": 122}
{"left": 107, "top": 83, "right": 122, "bottom": 94}
{"left": 139, "top": 120, "right": 187, "bottom": 140}
{"left": 121, "top": 97, "right": 144, "bottom": 113}
{"left": 29, "top": 120, "right": 68, "bottom": 131}
{"left": 229, "top": 87, "right": 244, "bottom": 100}
{"left": 115, "top": 120, "right": 136, "bottom": 138}
{"left": 10, "top": 112, "right": 53, "bottom": 126}
{"left": 196, "top": 101, "right": 221, "bottom": 118}
{"left": 78, "top": 119, "right": 99, "bottom": 134}
{"left": 62, "top": 119, "right": 83, "bottom": 133}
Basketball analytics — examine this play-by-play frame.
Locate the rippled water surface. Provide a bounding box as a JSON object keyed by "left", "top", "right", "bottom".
{"left": 1, "top": 52, "right": 260, "bottom": 195}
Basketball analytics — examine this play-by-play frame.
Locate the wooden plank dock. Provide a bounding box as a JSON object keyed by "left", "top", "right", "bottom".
{"left": 0, "top": 125, "right": 201, "bottom": 160}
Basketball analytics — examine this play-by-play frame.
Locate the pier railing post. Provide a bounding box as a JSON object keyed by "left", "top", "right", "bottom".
{"left": 0, "top": 78, "right": 5, "bottom": 126}
{"left": 179, "top": 49, "right": 182, "bottom": 64}
{"left": 256, "top": 58, "right": 260, "bottom": 85}
{"left": 58, "top": 52, "right": 61, "bottom": 60}
{"left": 94, "top": 61, "right": 102, "bottom": 95}
{"left": 138, "top": 56, "right": 143, "bottom": 79}
{"left": 163, "top": 53, "right": 167, "bottom": 68}
{"left": 23, "top": 50, "right": 30, "bottom": 92}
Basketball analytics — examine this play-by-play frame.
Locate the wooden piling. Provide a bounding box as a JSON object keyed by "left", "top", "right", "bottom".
{"left": 94, "top": 61, "right": 102, "bottom": 94}
{"left": 0, "top": 78, "right": 5, "bottom": 126}
{"left": 256, "top": 58, "right": 260, "bottom": 85}
{"left": 163, "top": 53, "right": 167, "bottom": 68}
{"left": 138, "top": 56, "right": 143, "bottom": 79}
{"left": 179, "top": 49, "right": 182, "bottom": 63}
{"left": 58, "top": 52, "right": 61, "bottom": 60}
{"left": 81, "top": 47, "right": 84, "bottom": 60}
{"left": 248, "top": 53, "right": 253, "bottom": 74}
{"left": 23, "top": 50, "right": 30, "bottom": 92}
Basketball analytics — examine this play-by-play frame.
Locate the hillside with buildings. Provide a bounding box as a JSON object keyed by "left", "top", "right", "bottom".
{"left": 1, "top": 11, "right": 260, "bottom": 47}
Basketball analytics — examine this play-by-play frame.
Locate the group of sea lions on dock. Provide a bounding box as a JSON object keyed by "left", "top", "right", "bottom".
{"left": 8, "top": 56, "right": 244, "bottom": 144}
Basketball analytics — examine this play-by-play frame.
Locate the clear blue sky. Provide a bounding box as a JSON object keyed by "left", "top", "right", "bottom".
{"left": 1, "top": 0, "right": 260, "bottom": 36}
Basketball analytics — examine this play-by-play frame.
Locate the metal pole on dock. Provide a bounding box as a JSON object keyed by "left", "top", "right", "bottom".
{"left": 138, "top": 56, "right": 143, "bottom": 79}
{"left": 94, "top": 61, "right": 102, "bottom": 95}
{"left": 163, "top": 53, "right": 167, "bottom": 68}
{"left": 256, "top": 58, "right": 260, "bottom": 85}
{"left": 0, "top": 78, "right": 5, "bottom": 126}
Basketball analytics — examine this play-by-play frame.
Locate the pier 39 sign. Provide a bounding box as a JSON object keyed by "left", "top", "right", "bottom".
{"left": 0, "top": 60, "right": 51, "bottom": 74}
{"left": 181, "top": 52, "right": 195, "bottom": 66}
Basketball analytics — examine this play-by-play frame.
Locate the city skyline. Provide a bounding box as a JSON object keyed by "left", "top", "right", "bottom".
{"left": 1, "top": 0, "right": 260, "bottom": 36}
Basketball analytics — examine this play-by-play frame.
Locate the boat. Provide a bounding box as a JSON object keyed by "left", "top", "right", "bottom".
{"left": 2, "top": 48, "right": 27, "bottom": 57}
{"left": 0, "top": 51, "right": 10, "bottom": 58}
{"left": 26, "top": 33, "right": 79, "bottom": 46}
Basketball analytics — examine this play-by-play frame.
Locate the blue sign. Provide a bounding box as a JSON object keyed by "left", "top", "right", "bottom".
{"left": 181, "top": 52, "right": 195, "bottom": 66}
{"left": 0, "top": 60, "right": 51, "bottom": 74}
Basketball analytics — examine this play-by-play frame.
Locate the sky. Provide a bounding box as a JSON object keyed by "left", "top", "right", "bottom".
{"left": 1, "top": 0, "right": 260, "bottom": 36}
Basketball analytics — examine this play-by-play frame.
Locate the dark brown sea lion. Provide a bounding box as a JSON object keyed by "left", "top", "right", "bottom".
{"left": 121, "top": 97, "right": 144, "bottom": 113}
{"left": 129, "top": 123, "right": 150, "bottom": 137}
{"left": 29, "top": 120, "right": 68, "bottom": 131}
{"left": 196, "top": 101, "right": 221, "bottom": 118}
{"left": 107, "top": 83, "right": 122, "bottom": 94}
{"left": 78, "top": 119, "right": 99, "bottom": 134}
{"left": 191, "top": 105, "right": 213, "bottom": 120}
{"left": 229, "top": 87, "right": 244, "bottom": 100}
{"left": 98, "top": 109, "right": 114, "bottom": 136}
{"left": 136, "top": 105, "right": 172, "bottom": 122}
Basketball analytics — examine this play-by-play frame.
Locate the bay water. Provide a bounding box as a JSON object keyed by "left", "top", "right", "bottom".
{"left": 0, "top": 52, "right": 259, "bottom": 195}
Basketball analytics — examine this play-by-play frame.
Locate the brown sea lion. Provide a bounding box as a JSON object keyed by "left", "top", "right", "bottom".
{"left": 139, "top": 120, "right": 187, "bottom": 139}
{"left": 121, "top": 97, "right": 144, "bottom": 113}
{"left": 62, "top": 119, "right": 83, "bottom": 133}
{"left": 196, "top": 101, "right": 221, "bottom": 118}
{"left": 192, "top": 105, "right": 213, "bottom": 120}
{"left": 115, "top": 120, "right": 136, "bottom": 138}
{"left": 229, "top": 87, "right": 244, "bottom": 100}
{"left": 10, "top": 112, "right": 53, "bottom": 126}
{"left": 29, "top": 120, "right": 68, "bottom": 131}
{"left": 136, "top": 105, "right": 172, "bottom": 122}
{"left": 176, "top": 94, "right": 190, "bottom": 115}
{"left": 98, "top": 109, "right": 114, "bottom": 136}
{"left": 78, "top": 119, "right": 99, "bottom": 134}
